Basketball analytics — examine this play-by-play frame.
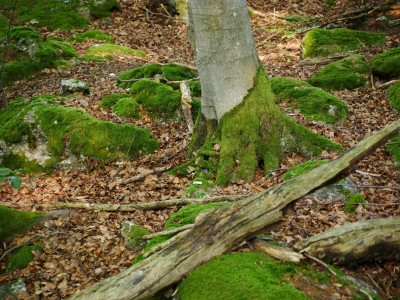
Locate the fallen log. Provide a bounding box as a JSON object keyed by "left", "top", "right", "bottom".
{"left": 69, "top": 120, "right": 400, "bottom": 300}
{"left": 294, "top": 218, "right": 400, "bottom": 264}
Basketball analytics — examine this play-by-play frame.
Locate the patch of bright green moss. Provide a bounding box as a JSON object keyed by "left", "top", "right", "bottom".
{"left": 270, "top": 77, "right": 348, "bottom": 124}
{"left": 130, "top": 80, "right": 182, "bottom": 119}
{"left": 0, "top": 0, "right": 89, "bottom": 30}
{"left": 168, "top": 159, "right": 196, "bottom": 177}
{"left": 81, "top": 43, "right": 145, "bottom": 62}
{"left": 118, "top": 63, "right": 198, "bottom": 89}
{"left": 0, "top": 96, "right": 159, "bottom": 168}
{"left": 344, "top": 193, "right": 366, "bottom": 213}
{"left": 123, "top": 224, "right": 150, "bottom": 251}
{"left": 178, "top": 251, "right": 307, "bottom": 300}
{"left": 8, "top": 26, "right": 40, "bottom": 42}
{"left": 371, "top": 47, "right": 400, "bottom": 79}
{"left": 1, "top": 59, "right": 41, "bottom": 85}
{"left": 100, "top": 93, "right": 129, "bottom": 108}
{"left": 46, "top": 40, "right": 77, "bottom": 58}
{"left": 302, "top": 28, "right": 386, "bottom": 58}
{"left": 165, "top": 203, "right": 227, "bottom": 229}
{"left": 0, "top": 205, "right": 45, "bottom": 242}
{"left": 1, "top": 152, "right": 44, "bottom": 174}
{"left": 189, "top": 81, "right": 201, "bottom": 97}
{"left": 111, "top": 98, "right": 140, "bottom": 118}
{"left": 283, "top": 160, "right": 328, "bottom": 181}
{"left": 308, "top": 54, "right": 370, "bottom": 90}
{"left": 68, "top": 29, "right": 114, "bottom": 43}
{"left": 89, "top": 0, "right": 120, "bottom": 19}
{"left": 6, "top": 243, "right": 43, "bottom": 272}
{"left": 387, "top": 135, "right": 400, "bottom": 166}
{"left": 387, "top": 83, "right": 400, "bottom": 111}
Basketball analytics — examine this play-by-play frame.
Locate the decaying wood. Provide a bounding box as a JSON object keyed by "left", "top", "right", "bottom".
{"left": 294, "top": 218, "right": 400, "bottom": 264}
{"left": 180, "top": 81, "right": 194, "bottom": 133}
{"left": 142, "top": 224, "right": 194, "bottom": 240}
{"left": 69, "top": 120, "right": 400, "bottom": 300}
{"left": 249, "top": 238, "right": 304, "bottom": 263}
{"left": 55, "top": 194, "right": 246, "bottom": 212}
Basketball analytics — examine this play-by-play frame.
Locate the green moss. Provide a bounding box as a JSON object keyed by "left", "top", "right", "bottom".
{"left": 178, "top": 252, "right": 308, "bottom": 300}
{"left": 46, "top": 40, "right": 77, "bottom": 58}
{"left": 68, "top": 29, "right": 114, "bottom": 43}
{"left": 308, "top": 54, "right": 370, "bottom": 90}
{"left": 8, "top": 26, "right": 40, "bottom": 42}
{"left": 283, "top": 160, "right": 328, "bottom": 181}
{"left": 344, "top": 193, "right": 366, "bottom": 213}
{"left": 1, "top": 152, "right": 44, "bottom": 174}
{"left": 270, "top": 77, "right": 348, "bottom": 124}
{"left": 0, "top": 0, "right": 89, "bottom": 30}
{"left": 118, "top": 63, "right": 198, "bottom": 89}
{"left": 89, "top": 0, "right": 120, "bottom": 19}
{"left": 0, "top": 13, "right": 8, "bottom": 39}
{"left": 302, "top": 28, "right": 386, "bottom": 58}
{"left": 189, "top": 81, "right": 201, "bottom": 97}
{"left": 123, "top": 225, "right": 151, "bottom": 251}
{"left": 0, "top": 96, "right": 159, "bottom": 167}
{"left": 191, "top": 98, "right": 201, "bottom": 122}
{"left": 1, "top": 59, "right": 41, "bottom": 85}
{"left": 6, "top": 243, "right": 43, "bottom": 272}
{"left": 0, "top": 205, "right": 46, "bottom": 242}
{"left": 111, "top": 98, "right": 140, "bottom": 118}
{"left": 387, "top": 83, "right": 400, "bottom": 111}
{"left": 81, "top": 44, "right": 145, "bottom": 62}
{"left": 387, "top": 135, "right": 400, "bottom": 166}
{"left": 130, "top": 80, "right": 182, "bottom": 119}
{"left": 184, "top": 177, "right": 215, "bottom": 198}
{"left": 100, "top": 93, "right": 129, "bottom": 108}
{"left": 371, "top": 47, "right": 400, "bottom": 78}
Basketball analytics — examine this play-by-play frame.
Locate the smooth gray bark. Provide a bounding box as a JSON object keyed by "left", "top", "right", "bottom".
{"left": 187, "top": 0, "right": 259, "bottom": 121}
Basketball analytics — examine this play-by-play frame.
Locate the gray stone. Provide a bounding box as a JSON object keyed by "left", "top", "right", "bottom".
{"left": 0, "top": 279, "right": 26, "bottom": 299}
{"left": 61, "top": 79, "right": 90, "bottom": 95}
{"left": 308, "top": 178, "right": 358, "bottom": 201}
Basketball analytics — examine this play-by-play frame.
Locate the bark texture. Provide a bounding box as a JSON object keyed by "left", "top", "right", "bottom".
{"left": 294, "top": 218, "right": 400, "bottom": 264}
{"left": 69, "top": 120, "right": 400, "bottom": 300}
{"left": 187, "top": 0, "right": 259, "bottom": 121}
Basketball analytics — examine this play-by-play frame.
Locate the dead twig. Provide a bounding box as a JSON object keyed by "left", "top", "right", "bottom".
{"left": 377, "top": 79, "right": 400, "bottom": 89}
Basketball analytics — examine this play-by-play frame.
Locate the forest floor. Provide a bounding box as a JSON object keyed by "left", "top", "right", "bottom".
{"left": 0, "top": 0, "right": 399, "bottom": 299}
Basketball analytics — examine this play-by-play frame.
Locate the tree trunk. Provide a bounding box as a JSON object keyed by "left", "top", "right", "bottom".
{"left": 294, "top": 218, "right": 400, "bottom": 264}
{"left": 68, "top": 120, "right": 400, "bottom": 300}
{"left": 187, "top": 0, "right": 259, "bottom": 121}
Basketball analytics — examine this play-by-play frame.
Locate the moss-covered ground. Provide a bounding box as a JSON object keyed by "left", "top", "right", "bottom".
{"left": 81, "top": 44, "right": 145, "bottom": 62}
{"left": 371, "top": 47, "right": 400, "bottom": 79}
{"left": 387, "top": 83, "right": 400, "bottom": 111}
{"left": 302, "top": 28, "right": 386, "bottom": 58}
{"left": 0, "top": 205, "right": 46, "bottom": 242}
{"left": 111, "top": 97, "right": 140, "bottom": 118}
{"left": 344, "top": 193, "right": 366, "bottom": 213}
{"left": 308, "top": 54, "right": 370, "bottom": 90}
{"left": 68, "top": 29, "right": 115, "bottom": 44}
{"left": 0, "top": 96, "right": 159, "bottom": 171}
{"left": 6, "top": 243, "right": 43, "bottom": 272}
{"left": 387, "top": 135, "right": 400, "bottom": 166}
{"left": 270, "top": 77, "right": 348, "bottom": 124}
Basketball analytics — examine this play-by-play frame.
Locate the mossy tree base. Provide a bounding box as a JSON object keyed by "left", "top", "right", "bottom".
{"left": 191, "top": 68, "right": 342, "bottom": 186}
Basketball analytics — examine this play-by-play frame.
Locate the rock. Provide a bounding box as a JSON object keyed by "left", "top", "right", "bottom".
{"left": 0, "top": 279, "right": 27, "bottom": 299}
{"left": 371, "top": 47, "right": 400, "bottom": 79}
{"left": 61, "top": 79, "right": 91, "bottom": 95}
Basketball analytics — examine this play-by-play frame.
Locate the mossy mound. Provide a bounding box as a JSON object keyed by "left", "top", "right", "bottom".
{"left": 100, "top": 93, "right": 129, "bottom": 108}
{"left": 81, "top": 44, "right": 146, "bottom": 62}
{"left": 0, "top": 0, "right": 89, "bottom": 30}
{"left": 371, "top": 47, "right": 400, "bottom": 79}
{"left": 283, "top": 160, "right": 328, "bottom": 181}
{"left": 387, "top": 135, "right": 400, "bottom": 167}
{"left": 178, "top": 252, "right": 307, "bottom": 300}
{"left": 302, "top": 28, "right": 386, "bottom": 58}
{"left": 130, "top": 80, "right": 182, "bottom": 119}
{"left": 89, "top": 0, "right": 120, "bottom": 19}
{"left": 68, "top": 29, "right": 114, "bottom": 43}
{"left": 308, "top": 54, "right": 370, "bottom": 90}
{"left": 117, "top": 63, "right": 198, "bottom": 89}
{"left": 0, "top": 96, "right": 159, "bottom": 172}
{"left": 0, "top": 205, "right": 46, "bottom": 242}
{"left": 387, "top": 83, "right": 400, "bottom": 111}
{"left": 121, "top": 222, "right": 151, "bottom": 251}
{"left": 344, "top": 193, "right": 366, "bottom": 213}
{"left": 0, "top": 13, "right": 8, "bottom": 40}
{"left": 6, "top": 243, "right": 43, "bottom": 272}
{"left": 111, "top": 98, "right": 140, "bottom": 118}
{"left": 270, "top": 77, "right": 348, "bottom": 124}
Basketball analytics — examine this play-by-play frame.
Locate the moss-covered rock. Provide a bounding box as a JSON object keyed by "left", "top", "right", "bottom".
{"left": 302, "top": 28, "right": 386, "bottom": 58}
{"left": 121, "top": 222, "right": 151, "bottom": 251}
{"left": 308, "top": 54, "right": 370, "bottom": 90}
{"left": 68, "top": 29, "right": 114, "bottom": 43}
{"left": 8, "top": 26, "right": 41, "bottom": 43}
{"left": 111, "top": 98, "right": 140, "bottom": 118}
{"left": 130, "top": 80, "right": 182, "bottom": 119}
{"left": 0, "top": 279, "right": 26, "bottom": 299}
{"left": 387, "top": 83, "right": 400, "bottom": 111}
{"left": 0, "top": 205, "right": 46, "bottom": 242}
{"left": 178, "top": 252, "right": 308, "bottom": 300}
{"left": 371, "top": 47, "right": 400, "bottom": 79}
{"left": 387, "top": 135, "right": 400, "bottom": 167}
{"left": 0, "top": 96, "right": 159, "bottom": 172}
{"left": 270, "top": 77, "right": 348, "bottom": 124}
{"left": 89, "top": 0, "right": 120, "bottom": 19}
{"left": 100, "top": 93, "right": 129, "bottom": 108}
{"left": 118, "top": 63, "right": 198, "bottom": 89}
{"left": 344, "top": 193, "right": 366, "bottom": 213}
{"left": 81, "top": 43, "right": 145, "bottom": 62}
{"left": 0, "top": 0, "right": 89, "bottom": 30}
{"left": 6, "top": 243, "right": 43, "bottom": 272}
